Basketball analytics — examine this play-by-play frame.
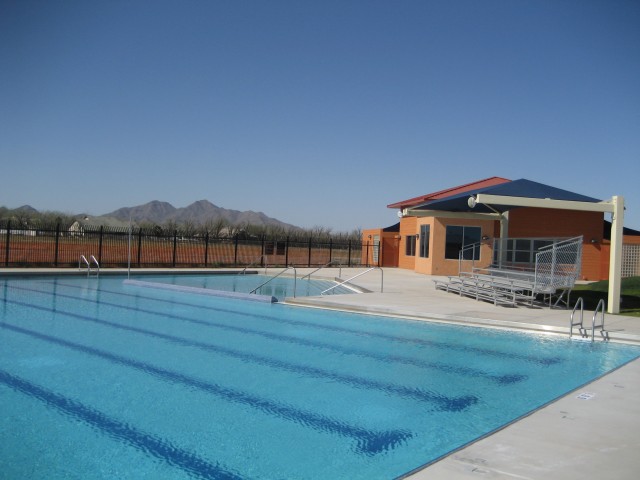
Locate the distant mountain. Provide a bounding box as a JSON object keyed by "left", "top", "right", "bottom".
{"left": 107, "top": 201, "right": 177, "bottom": 224}
{"left": 100, "top": 200, "right": 299, "bottom": 230}
{"left": 14, "top": 205, "right": 39, "bottom": 214}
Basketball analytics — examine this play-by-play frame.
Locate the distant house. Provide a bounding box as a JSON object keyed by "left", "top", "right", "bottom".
{"left": 364, "top": 177, "right": 639, "bottom": 281}
{"left": 69, "top": 221, "right": 85, "bottom": 237}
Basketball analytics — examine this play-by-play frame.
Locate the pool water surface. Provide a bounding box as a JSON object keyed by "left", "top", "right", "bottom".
{"left": 129, "top": 272, "right": 355, "bottom": 301}
{"left": 1, "top": 275, "right": 639, "bottom": 479}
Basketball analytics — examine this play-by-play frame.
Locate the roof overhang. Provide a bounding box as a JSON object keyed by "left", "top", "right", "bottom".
{"left": 404, "top": 179, "right": 604, "bottom": 217}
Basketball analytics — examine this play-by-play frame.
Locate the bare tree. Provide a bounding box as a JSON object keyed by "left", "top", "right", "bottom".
{"left": 201, "top": 217, "right": 227, "bottom": 237}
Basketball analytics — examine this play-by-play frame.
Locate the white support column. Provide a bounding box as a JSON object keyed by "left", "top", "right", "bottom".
{"left": 498, "top": 211, "right": 509, "bottom": 268}
{"left": 608, "top": 196, "right": 624, "bottom": 314}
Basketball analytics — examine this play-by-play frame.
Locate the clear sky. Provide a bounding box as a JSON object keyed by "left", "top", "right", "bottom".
{"left": 1, "top": 0, "right": 639, "bottom": 233}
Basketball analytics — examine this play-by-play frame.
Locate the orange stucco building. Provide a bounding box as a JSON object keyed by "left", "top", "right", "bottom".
{"left": 363, "top": 177, "right": 638, "bottom": 281}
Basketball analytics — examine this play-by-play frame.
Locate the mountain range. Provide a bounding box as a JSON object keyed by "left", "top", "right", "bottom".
{"left": 100, "top": 200, "right": 299, "bottom": 230}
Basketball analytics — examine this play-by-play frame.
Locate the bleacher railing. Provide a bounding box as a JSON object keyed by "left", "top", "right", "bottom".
{"left": 533, "top": 236, "right": 583, "bottom": 292}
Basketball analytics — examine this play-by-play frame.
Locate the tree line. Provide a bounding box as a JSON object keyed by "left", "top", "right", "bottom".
{"left": 0, "top": 207, "right": 364, "bottom": 242}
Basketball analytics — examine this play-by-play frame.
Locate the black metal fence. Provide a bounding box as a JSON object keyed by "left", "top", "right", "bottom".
{"left": 0, "top": 221, "right": 378, "bottom": 269}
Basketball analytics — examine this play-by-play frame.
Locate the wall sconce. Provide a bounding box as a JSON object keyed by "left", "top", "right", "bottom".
{"left": 482, "top": 235, "right": 490, "bottom": 241}
{"left": 590, "top": 238, "right": 598, "bottom": 244}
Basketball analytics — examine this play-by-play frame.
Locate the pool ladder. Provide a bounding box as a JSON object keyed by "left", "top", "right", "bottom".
{"left": 570, "top": 297, "right": 608, "bottom": 341}
{"left": 79, "top": 255, "right": 100, "bottom": 277}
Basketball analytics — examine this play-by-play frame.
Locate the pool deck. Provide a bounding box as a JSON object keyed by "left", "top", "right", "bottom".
{"left": 3, "top": 267, "right": 639, "bottom": 479}
{"left": 285, "top": 267, "right": 640, "bottom": 480}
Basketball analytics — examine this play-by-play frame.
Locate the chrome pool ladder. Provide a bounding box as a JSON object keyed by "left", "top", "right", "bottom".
{"left": 79, "top": 255, "right": 100, "bottom": 277}
{"left": 569, "top": 297, "right": 608, "bottom": 342}
{"left": 569, "top": 297, "right": 587, "bottom": 339}
{"left": 591, "top": 299, "right": 608, "bottom": 341}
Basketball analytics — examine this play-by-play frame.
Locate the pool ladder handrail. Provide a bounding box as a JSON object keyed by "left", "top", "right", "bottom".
{"left": 300, "top": 261, "right": 342, "bottom": 281}
{"left": 249, "top": 266, "right": 297, "bottom": 297}
{"left": 591, "top": 299, "right": 608, "bottom": 342}
{"left": 569, "top": 297, "right": 608, "bottom": 342}
{"left": 321, "top": 266, "right": 383, "bottom": 295}
{"left": 79, "top": 255, "right": 100, "bottom": 277}
{"left": 569, "top": 297, "right": 587, "bottom": 338}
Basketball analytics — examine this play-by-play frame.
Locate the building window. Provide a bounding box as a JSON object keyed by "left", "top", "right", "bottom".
{"left": 493, "top": 238, "right": 556, "bottom": 266}
{"left": 419, "top": 225, "right": 430, "bottom": 258}
{"left": 405, "top": 235, "right": 417, "bottom": 256}
{"left": 445, "top": 226, "right": 481, "bottom": 260}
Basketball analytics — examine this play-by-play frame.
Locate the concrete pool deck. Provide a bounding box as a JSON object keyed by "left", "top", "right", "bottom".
{"left": 284, "top": 267, "right": 640, "bottom": 480}
{"left": 2, "top": 267, "right": 639, "bottom": 479}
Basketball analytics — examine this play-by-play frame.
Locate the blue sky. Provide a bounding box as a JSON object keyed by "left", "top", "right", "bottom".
{"left": 1, "top": 0, "right": 639, "bottom": 232}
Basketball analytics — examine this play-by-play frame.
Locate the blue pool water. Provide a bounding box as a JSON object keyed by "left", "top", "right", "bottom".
{"left": 1, "top": 275, "right": 639, "bottom": 479}
{"left": 128, "top": 273, "right": 354, "bottom": 300}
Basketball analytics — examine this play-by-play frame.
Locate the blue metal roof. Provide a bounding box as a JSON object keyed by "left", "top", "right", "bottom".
{"left": 412, "top": 179, "right": 602, "bottom": 214}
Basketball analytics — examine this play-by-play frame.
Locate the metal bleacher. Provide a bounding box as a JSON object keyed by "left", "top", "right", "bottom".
{"left": 434, "top": 236, "right": 583, "bottom": 308}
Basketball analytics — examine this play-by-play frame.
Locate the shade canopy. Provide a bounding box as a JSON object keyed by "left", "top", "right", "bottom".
{"left": 410, "top": 179, "right": 602, "bottom": 214}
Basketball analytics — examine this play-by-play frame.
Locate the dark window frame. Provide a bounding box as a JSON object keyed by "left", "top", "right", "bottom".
{"left": 405, "top": 235, "right": 417, "bottom": 256}
{"left": 419, "top": 225, "right": 430, "bottom": 258}
{"left": 445, "top": 225, "right": 481, "bottom": 260}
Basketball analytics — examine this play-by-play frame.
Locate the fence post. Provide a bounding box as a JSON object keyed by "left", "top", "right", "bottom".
{"left": 204, "top": 232, "right": 209, "bottom": 267}
{"left": 365, "top": 241, "right": 370, "bottom": 267}
{"left": 233, "top": 235, "right": 238, "bottom": 266}
{"left": 4, "top": 221, "right": 10, "bottom": 266}
{"left": 308, "top": 237, "right": 312, "bottom": 267}
{"left": 54, "top": 222, "right": 61, "bottom": 267}
{"left": 261, "top": 235, "right": 265, "bottom": 267}
{"left": 347, "top": 240, "right": 352, "bottom": 267}
{"left": 285, "top": 236, "right": 289, "bottom": 266}
{"left": 98, "top": 226, "right": 104, "bottom": 264}
{"left": 172, "top": 230, "right": 177, "bottom": 267}
{"left": 137, "top": 228, "right": 143, "bottom": 267}
{"left": 329, "top": 238, "right": 333, "bottom": 264}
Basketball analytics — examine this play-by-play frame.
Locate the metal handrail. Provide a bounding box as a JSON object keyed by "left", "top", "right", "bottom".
{"left": 90, "top": 255, "right": 100, "bottom": 277}
{"left": 321, "top": 266, "right": 383, "bottom": 295}
{"left": 79, "top": 255, "right": 90, "bottom": 274}
{"left": 249, "top": 266, "right": 297, "bottom": 297}
{"left": 238, "top": 255, "right": 267, "bottom": 275}
{"left": 458, "top": 241, "right": 483, "bottom": 275}
{"left": 569, "top": 297, "right": 585, "bottom": 338}
{"left": 79, "top": 255, "right": 99, "bottom": 277}
{"left": 300, "top": 261, "right": 342, "bottom": 280}
{"left": 592, "top": 299, "right": 606, "bottom": 342}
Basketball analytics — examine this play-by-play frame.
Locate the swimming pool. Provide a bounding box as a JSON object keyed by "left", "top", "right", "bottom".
{"left": 1, "top": 274, "right": 639, "bottom": 479}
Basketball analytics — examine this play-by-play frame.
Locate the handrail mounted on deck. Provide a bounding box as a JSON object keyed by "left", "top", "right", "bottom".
{"left": 249, "top": 266, "right": 297, "bottom": 297}
{"left": 300, "top": 261, "right": 342, "bottom": 281}
{"left": 320, "top": 267, "right": 383, "bottom": 295}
